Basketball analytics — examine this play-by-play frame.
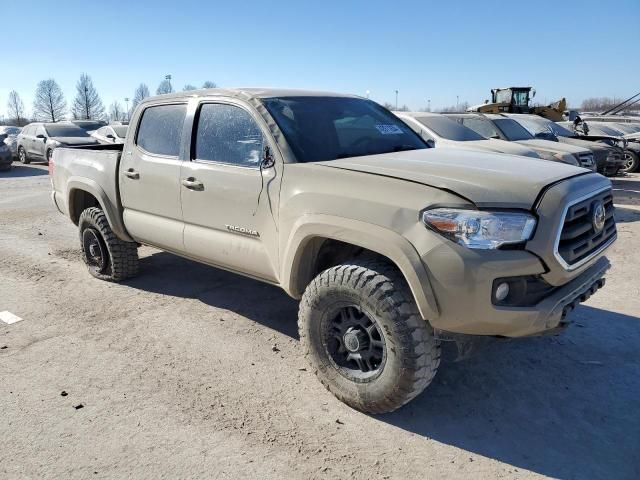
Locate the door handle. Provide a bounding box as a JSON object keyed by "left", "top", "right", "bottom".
{"left": 181, "top": 177, "right": 204, "bottom": 191}
{"left": 123, "top": 168, "right": 139, "bottom": 179}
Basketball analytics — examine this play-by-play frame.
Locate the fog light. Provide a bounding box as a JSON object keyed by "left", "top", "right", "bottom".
{"left": 495, "top": 282, "right": 510, "bottom": 302}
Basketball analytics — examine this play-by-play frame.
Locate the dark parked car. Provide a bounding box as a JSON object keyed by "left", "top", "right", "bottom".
{"left": 506, "top": 114, "right": 626, "bottom": 176}
{"left": 0, "top": 126, "right": 22, "bottom": 158}
{"left": 559, "top": 121, "right": 640, "bottom": 173}
{"left": 16, "top": 123, "right": 99, "bottom": 164}
{"left": 0, "top": 133, "right": 12, "bottom": 171}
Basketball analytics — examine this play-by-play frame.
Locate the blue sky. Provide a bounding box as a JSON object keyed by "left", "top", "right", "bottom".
{"left": 1, "top": 0, "right": 639, "bottom": 119}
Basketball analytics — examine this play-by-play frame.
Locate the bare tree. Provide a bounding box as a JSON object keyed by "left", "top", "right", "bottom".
{"left": 132, "top": 83, "right": 150, "bottom": 109}
{"left": 202, "top": 80, "right": 217, "bottom": 89}
{"left": 109, "top": 101, "right": 125, "bottom": 122}
{"left": 438, "top": 101, "right": 469, "bottom": 113}
{"left": 71, "top": 73, "right": 106, "bottom": 120}
{"left": 156, "top": 79, "right": 173, "bottom": 95}
{"left": 33, "top": 79, "right": 66, "bottom": 122}
{"left": 580, "top": 96, "right": 638, "bottom": 113}
{"left": 7, "top": 91, "right": 27, "bottom": 126}
{"left": 183, "top": 84, "right": 197, "bottom": 91}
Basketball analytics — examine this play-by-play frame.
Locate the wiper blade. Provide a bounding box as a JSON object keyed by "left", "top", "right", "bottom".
{"left": 389, "top": 144, "right": 418, "bottom": 153}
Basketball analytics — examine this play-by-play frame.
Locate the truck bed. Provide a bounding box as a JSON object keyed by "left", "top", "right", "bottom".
{"left": 51, "top": 143, "right": 130, "bottom": 241}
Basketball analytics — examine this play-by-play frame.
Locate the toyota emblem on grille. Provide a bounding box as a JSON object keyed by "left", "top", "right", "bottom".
{"left": 592, "top": 201, "right": 606, "bottom": 233}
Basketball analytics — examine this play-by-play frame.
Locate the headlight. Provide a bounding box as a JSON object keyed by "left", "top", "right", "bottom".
{"left": 557, "top": 153, "right": 578, "bottom": 166}
{"left": 422, "top": 208, "right": 537, "bottom": 249}
{"left": 535, "top": 150, "right": 556, "bottom": 161}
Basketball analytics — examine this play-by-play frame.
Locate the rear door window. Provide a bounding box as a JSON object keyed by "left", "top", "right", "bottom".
{"left": 136, "top": 104, "right": 187, "bottom": 157}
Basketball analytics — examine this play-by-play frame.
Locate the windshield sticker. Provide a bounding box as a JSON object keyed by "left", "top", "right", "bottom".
{"left": 375, "top": 124, "right": 404, "bottom": 135}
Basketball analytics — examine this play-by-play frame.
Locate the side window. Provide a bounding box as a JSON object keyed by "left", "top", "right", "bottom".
{"left": 136, "top": 104, "right": 187, "bottom": 157}
{"left": 36, "top": 126, "right": 46, "bottom": 137}
{"left": 95, "top": 127, "right": 106, "bottom": 136}
{"left": 194, "top": 103, "right": 264, "bottom": 167}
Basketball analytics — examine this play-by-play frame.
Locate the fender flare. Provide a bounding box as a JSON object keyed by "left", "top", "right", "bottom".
{"left": 66, "top": 177, "right": 134, "bottom": 242}
{"left": 281, "top": 214, "right": 440, "bottom": 321}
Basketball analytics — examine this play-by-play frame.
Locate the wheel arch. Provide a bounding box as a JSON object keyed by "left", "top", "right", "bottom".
{"left": 66, "top": 177, "right": 134, "bottom": 242}
{"left": 281, "top": 215, "right": 440, "bottom": 321}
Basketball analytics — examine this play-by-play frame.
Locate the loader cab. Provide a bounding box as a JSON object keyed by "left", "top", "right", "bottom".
{"left": 491, "top": 87, "right": 534, "bottom": 113}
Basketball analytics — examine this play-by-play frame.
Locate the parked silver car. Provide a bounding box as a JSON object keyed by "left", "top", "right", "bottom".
{"left": 16, "top": 123, "right": 99, "bottom": 164}
{"left": 504, "top": 114, "right": 625, "bottom": 176}
{"left": 447, "top": 113, "right": 595, "bottom": 170}
{"left": 394, "top": 112, "right": 542, "bottom": 159}
{"left": 91, "top": 125, "right": 128, "bottom": 144}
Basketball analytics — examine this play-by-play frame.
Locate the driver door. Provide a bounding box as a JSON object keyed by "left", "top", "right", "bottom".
{"left": 180, "top": 100, "right": 281, "bottom": 282}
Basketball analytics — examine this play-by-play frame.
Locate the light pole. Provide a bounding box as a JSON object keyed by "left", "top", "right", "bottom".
{"left": 165, "top": 74, "right": 172, "bottom": 92}
{"left": 124, "top": 97, "right": 130, "bottom": 121}
{"left": 427, "top": 99, "right": 431, "bottom": 112}
{"left": 456, "top": 95, "right": 459, "bottom": 111}
{"left": 395, "top": 90, "right": 399, "bottom": 110}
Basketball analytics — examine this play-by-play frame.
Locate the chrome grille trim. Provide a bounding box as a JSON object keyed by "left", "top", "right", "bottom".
{"left": 553, "top": 186, "right": 617, "bottom": 271}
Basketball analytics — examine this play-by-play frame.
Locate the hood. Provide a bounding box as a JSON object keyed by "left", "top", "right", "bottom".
{"left": 558, "top": 136, "right": 611, "bottom": 152}
{"left": 51, "top": 136, "right": 99, "bottom": 146}
{"left": 479, "top": 138, "right": 540, "bottom": 158}
{"left": 516, "top": 139, "right": 587, "bottom": 155}
{"left": 315, "top": 148, "right": 585, "bottom": 209}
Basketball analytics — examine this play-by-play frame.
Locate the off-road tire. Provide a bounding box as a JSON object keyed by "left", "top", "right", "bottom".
{"left": 299, "top": 259, "right": 440, "bottom": 414}
{"left": 18, "top": 147, "right": 30, "bottom": 164}
{"left": 78, "top": 207, "right": 139, "bottom": 281}
{"left": 622, "top": 150, "right": 639, "bottom": 174}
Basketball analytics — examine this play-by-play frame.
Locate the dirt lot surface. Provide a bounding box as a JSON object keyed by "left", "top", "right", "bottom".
{"left": 1, "top": 164, "right": 639, "bottom": 479}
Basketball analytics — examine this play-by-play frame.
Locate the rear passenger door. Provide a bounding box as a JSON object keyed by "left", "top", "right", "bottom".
{"left": 180, "top": 100, "right": 281, "bottom": 282}
{"left": 119, "top": 103, "right": 187, "bottom": 253}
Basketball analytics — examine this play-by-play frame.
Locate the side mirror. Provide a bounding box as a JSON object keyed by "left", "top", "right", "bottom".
{"left": 36, "top": 134, "right": 46, "bottom": 140}
{"left": 106, "top": 134, "right": 115, "bottom": 140}
{"left": 425, "top": 138, "right": 436, "bottom": 148}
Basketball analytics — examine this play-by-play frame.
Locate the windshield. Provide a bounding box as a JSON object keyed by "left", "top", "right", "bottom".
{"left": 0, "top": 127, "right": 21, "bottom": 135}
{"left": 493, "top": 118, "right": 534, "bottom": 141}
{"left": 495, "top": 89, "right": 511, "bottom": 103}
{"left": 112, "top": 126, "right": 128, "bottom": 138}
{"left": 45, "top": 125, "right": 90, "bottom": 137}
{"left": 262, "top": 96, "right": 427, "bottom": 162}
{"left": 416, "top": 116, "right": 485, "bottom": 141}
{"left": 512, "top": 116, "right": 574, "bottom": 138}
{"left": 588, "top": 124, "right": 625, "bottom": 136}
{"left": 74, "top": 122, "right": 105, "bottom": 132}
{"left": 607, "top": 123, "right": 640, "bottom": 134}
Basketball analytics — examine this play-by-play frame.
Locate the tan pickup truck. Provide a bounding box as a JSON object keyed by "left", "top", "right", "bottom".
{"left": 50, "top": 89, "right": 616, "bottom": 413}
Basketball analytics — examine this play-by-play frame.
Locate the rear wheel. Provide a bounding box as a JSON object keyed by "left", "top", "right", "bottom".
{"left": 18, "top": 146, "right": 30, "bottom": 164}
{"left": 299, "top": 259, "right": 441, "bottom": 414}
{"left": 622, "top": 150, "right": 639, "bottom": 173}
{"left": 78, "top": 207, "right": 139, "bottom": 281}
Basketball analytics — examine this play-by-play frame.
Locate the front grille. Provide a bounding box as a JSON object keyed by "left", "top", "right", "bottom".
{"left": 578, "top": 152, "right": 594, "bottom": 169}
{"left": 557, "top": 189, "right": 616, "bottom": 268}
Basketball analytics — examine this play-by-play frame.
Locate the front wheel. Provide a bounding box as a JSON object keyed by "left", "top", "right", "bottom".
{"left": 622, "top": 150, "right": 639, "bottom": 174}
{"left": 18, "top": 147, "right": 30, "bottom": 164}
{"left": 299, "top": 259, "right": 441, "bottom": 414}
{"left": 78, "top": 207, "right": 139, "bottom": 281}
{"left": 45, "top": 149, "right": 53, "bottom": 164}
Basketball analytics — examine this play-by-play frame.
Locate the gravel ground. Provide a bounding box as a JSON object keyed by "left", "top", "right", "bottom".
{"left": 1, "top": 164, "right": 639, "bottom": 480}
